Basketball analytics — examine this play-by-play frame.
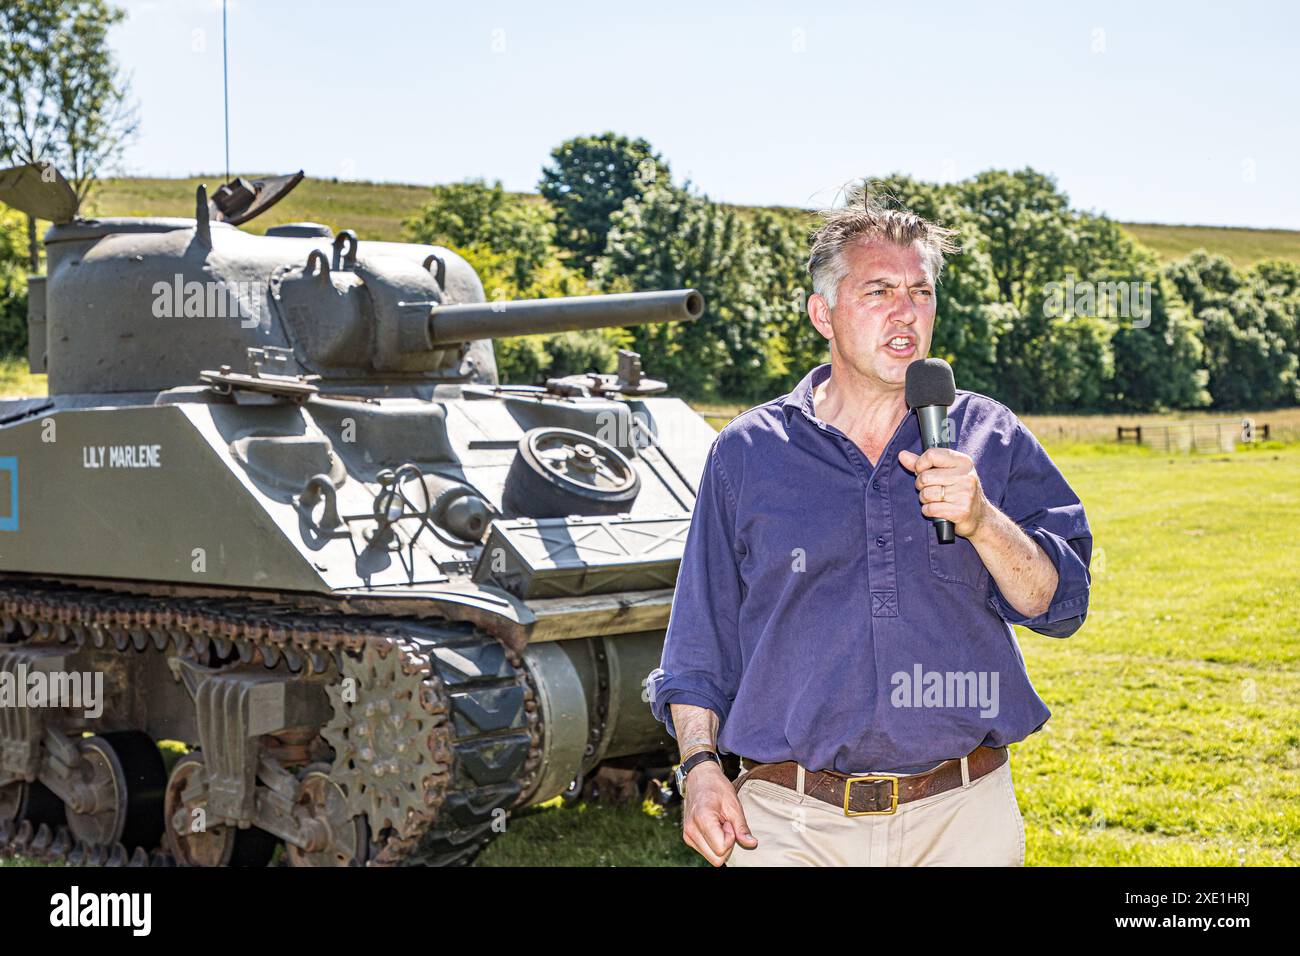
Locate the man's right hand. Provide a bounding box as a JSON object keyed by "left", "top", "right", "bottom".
{"left": 681, "top": 761, "right": 758, "bottom": 866}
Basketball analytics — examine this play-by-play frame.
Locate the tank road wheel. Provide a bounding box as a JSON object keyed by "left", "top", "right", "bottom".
{"left": 65, "top": 731, "right": 167, "bottom": 851}
{"left": 164, "top": 753, "right": 276, "bottom": 867}
{"left": 503, "top": 427, "right": 641, "bottom": 517}
{"left": 0, "top": 779, "right": 66, "bottom": 829}
{"left": 286, "top": 763, "right": 369, "bottom": 867}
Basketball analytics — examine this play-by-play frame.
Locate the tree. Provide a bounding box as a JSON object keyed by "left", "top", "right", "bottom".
{"left": 957, "top": 171, "right": 1110, "bottom": 410}
{"left": 598, "top": 183, "right": 782, "bottom": 401}
{"left": 404, "top": 179, "right": 627, "bottom": 385}
{"left": 958, "top": 169, "right": 1074, "bottom": 314}
{"left": 0, "top": 3, "right": 63, "bottom": 170}
{"left": 46, "top": 0, "right": 138, "bottom": 209}
{"left": 749, "top": 208, "right": 826, "bottom": 393}
{"left": 0, "top": 208, "right": 29, "bottom": 355}
{"left": 0, "top": 0, "right": 138, "bottom": 269}
{"left": 1166, "top": 252, "right": 1298, "bottom": 408}
{"left": 1250, "top": 260, "right": 1300, "bottom": 377}
{"left": 1107, "top": 240, "right": 1209, "bottom": 412}
{"left": 539, "top": 133, "right": 669, "bottom": 273}
{"left": 1, "top": 1, "right": 64, "bottom": 269}
{"left": 404, "top": 179, "right": 558, "bottom": 290}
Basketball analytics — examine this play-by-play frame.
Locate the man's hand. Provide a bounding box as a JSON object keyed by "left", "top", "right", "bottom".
{"left": 897, "top": 447, "right": 988, "bottom": 539}
{"left": 669, "top": 702, "right": 758, "bottom": 865}
{"left": 681, "top": 761, "right": 757, "bottom": 866}
{"left": 898, "top": 446, "right": 1059, "bottom": 618}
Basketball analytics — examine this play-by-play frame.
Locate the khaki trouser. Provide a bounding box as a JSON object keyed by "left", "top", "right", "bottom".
{"left": 726, "top": 755, "right": 1025, "bottom": 867}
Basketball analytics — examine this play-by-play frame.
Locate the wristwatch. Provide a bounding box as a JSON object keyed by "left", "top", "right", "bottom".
{"left": 673, "top": 750, "right": 721, "bottom": 794}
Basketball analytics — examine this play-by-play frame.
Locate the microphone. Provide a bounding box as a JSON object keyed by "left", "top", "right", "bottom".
{"left": 905, "top": 358, "right": 957, "bottom": 545}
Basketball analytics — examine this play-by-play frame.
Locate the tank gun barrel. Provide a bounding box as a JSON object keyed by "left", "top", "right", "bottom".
{"left": 427, "top": 289, "right": 703, "bottom": 346}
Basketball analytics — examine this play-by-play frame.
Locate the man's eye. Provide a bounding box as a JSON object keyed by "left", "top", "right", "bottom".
{"left": 914, "top": 289, "right": 934, "bottom": 297}
{"left": 867, "top": 289, "right": 887, "bottom": 296}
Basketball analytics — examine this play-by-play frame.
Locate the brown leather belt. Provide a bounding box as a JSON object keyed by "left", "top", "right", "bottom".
{"left": 734, "top": 745, "right": 1008, "bottom": 816}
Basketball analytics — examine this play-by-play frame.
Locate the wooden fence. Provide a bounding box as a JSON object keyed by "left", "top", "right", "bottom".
{"left": 1116, "top": 419, "right": 1269, "bottom": 453}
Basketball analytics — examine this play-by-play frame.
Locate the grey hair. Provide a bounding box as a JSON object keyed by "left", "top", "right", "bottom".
{"left": 808, "top": 184, "right": 959, "bottom": 308}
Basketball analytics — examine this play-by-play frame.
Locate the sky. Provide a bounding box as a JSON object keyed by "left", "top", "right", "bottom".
{"left": 110, "top": 0, "right": 1300, "bottom": 229}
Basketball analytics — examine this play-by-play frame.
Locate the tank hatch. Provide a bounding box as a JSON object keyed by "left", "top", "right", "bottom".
{"left": 0, "top": 162, "right": 79, "bottom": 223}
{"left": 209, "top": 170, "right": 305, "bottom": 225}
{"left": 266, "top": 222, "right": 334, "bottom": 238}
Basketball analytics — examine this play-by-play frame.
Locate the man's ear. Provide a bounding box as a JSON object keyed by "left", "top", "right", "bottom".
{"left": 808, "top": 292, "right": 834, "bottom": 342}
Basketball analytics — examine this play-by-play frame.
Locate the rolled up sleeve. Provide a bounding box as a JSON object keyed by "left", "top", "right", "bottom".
{"left": 988, "top": 422, "right": 1093, "bottom": 638}
{"left": 646, "top": 439, "right": 744, "bottom": 739}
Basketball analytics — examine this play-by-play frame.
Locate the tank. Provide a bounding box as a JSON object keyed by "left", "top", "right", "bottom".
{"left": 0, "top": 166, "right": 716, "bottom": 866}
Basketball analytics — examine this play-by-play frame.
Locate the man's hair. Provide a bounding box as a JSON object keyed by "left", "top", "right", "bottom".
{"left": 808, "top": 184, "right": 960, "bottom": 308}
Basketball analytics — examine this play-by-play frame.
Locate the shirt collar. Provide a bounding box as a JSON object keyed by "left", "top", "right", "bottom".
{"left": 781, "top": 363, "right": 833, "bottom": 421}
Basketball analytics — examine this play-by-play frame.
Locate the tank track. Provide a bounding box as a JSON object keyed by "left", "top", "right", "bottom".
{"left": 0, "top": 581, "right": 541, "bottom": 867}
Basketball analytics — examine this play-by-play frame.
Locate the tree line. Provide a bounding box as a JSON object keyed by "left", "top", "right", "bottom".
{"left": 1, "top": 72, "right": 1296, "bottom": 413}
{"left": 405, "top": 134, "right": 1300, "bottom": 413}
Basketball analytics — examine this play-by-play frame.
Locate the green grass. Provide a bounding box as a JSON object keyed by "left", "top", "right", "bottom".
{"left": 1014, "top": 442, "right": 1300, "bottom": 865}
{"left": 479, "top": 442, "right": 1300, "bottom": 866}
{"left": 69, "top": 177, "right": 1300, "bottom": 268}
{"left": 2, "top": 392, "right": 1295, "bottom": 866}
{"left": 0, "top": 355, "right": 44, "bottom": 398}
{"left": 476, "top": 800, "right": 703, "bottom": 867}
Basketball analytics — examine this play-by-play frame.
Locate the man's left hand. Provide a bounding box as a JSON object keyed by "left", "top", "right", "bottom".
{"left": 897, "top": 447, "right": 988, "bottom": 540}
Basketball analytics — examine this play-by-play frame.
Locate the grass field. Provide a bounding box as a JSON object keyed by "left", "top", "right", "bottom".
{"left": 2, "top": 362, "right": 1296, "bottom": 866}
{"left": 476, "top": 438, "right": 1300, "bottom": 866}
{"left": 76, "top": 176, "right": 1300, "bottom": 268}
{"left": 1010, "top": 441, "right": 1299, "bottom": 864}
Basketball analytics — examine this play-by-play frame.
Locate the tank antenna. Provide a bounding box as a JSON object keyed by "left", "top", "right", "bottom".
{"left": 222, "top": 0, "right": 230, "bottom": 182}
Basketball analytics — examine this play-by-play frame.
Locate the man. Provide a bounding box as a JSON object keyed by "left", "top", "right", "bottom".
{"left": 646, "top": 189, "right": 1092, "bottom": 867}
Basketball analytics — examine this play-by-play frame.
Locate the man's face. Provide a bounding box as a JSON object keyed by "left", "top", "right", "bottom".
{"left": 809, "top": 239, "right": 937, "bottom": 390}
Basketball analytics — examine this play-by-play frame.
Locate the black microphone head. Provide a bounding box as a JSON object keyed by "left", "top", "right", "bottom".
{"left": 905, "top": 357, "right": 956, "bottom": 409}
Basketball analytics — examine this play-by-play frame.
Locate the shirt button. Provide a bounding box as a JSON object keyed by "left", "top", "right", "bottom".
{"left": 875, "top": 536, "right": 886, "bottom": 547}
{"left": 871, "top": 480, "right": 881, "bottom": 492}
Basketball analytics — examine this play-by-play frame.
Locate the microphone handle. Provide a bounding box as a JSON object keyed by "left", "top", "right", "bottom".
{"left": 916, "top": 405, "right": 956, "bottom": 545}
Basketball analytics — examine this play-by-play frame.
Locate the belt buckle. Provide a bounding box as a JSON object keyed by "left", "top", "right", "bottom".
{"left": 843, "top": 775, "right": 899, "bottom": 816}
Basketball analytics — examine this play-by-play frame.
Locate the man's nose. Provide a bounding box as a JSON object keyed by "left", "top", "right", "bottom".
{"left": 889, "top": 293, "right": 919, "bottom": 325}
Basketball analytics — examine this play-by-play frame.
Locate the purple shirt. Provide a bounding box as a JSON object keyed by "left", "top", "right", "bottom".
{"left": 647, "top": 363, "right": 1092, "bottom": 774}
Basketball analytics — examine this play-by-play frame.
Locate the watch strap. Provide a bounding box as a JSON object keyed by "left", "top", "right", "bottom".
{"left": 679, "top": 750, "right": 720, "bottom": 775}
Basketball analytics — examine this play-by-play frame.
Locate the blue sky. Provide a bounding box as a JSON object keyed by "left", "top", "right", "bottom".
{"left": 112, "top": 0, "right": 1299, "bottom": 228}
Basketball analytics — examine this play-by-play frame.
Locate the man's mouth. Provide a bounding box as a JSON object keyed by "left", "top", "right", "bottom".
{"left": 884, "top": 335, "right": 916, "bottom": 356}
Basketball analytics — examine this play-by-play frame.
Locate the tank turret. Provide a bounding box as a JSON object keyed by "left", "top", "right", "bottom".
{"left": 26, "top": 179, "right": 700, "bottom": 395}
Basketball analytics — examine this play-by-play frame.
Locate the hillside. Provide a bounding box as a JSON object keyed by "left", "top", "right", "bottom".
{"left": 87, "top": 176, "right": 1300, "bottom": 268}
{"left": 1121, "top": 222, "right": 1300, "bottom": 268}
{"left": 90, "top": 176, "right": 430, "bottom": 243}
